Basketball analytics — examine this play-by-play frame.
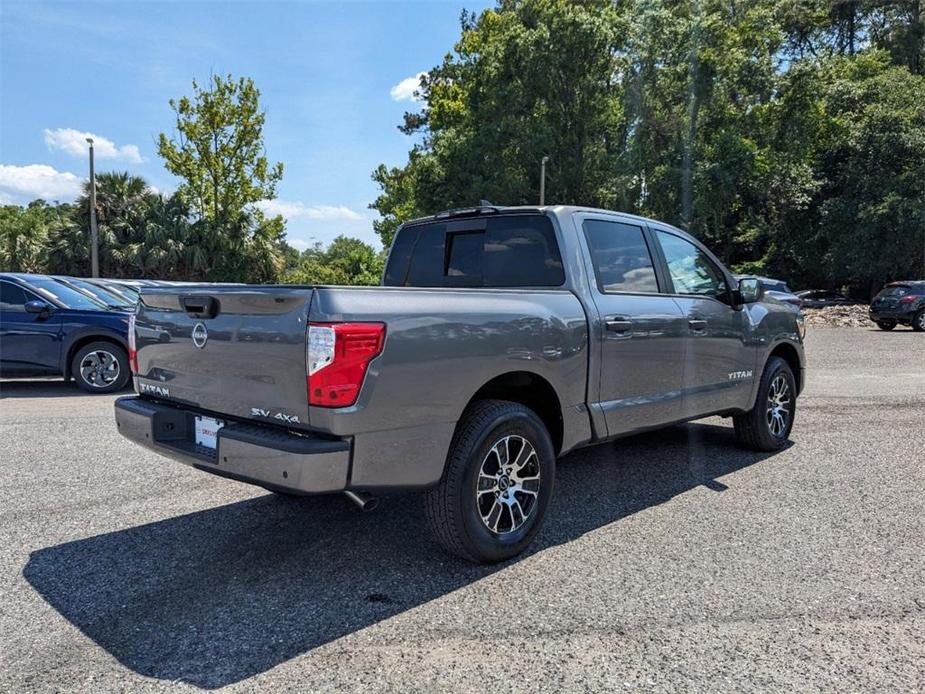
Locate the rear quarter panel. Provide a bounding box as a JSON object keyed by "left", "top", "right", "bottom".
{"left": 309, "top": 286, "right": 590, "bottom": 489}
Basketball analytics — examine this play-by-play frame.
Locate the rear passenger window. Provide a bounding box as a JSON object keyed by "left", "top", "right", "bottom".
{"left": 385, "top": 215, "right": 564, "bottom": 288}
{"left": 483, "top": 216, "right": 564, "bottom": 287}
{"left": 582, "top": 220, "right": 659, "bottom": 293}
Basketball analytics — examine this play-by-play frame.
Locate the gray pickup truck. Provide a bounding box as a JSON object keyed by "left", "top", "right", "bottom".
{"left": 115, "top": 205, "right": 805, "bottom": 562}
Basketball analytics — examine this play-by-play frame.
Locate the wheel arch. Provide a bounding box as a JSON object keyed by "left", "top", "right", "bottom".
{"left": 64, "top": 334, "right": 127, "bottom": 380}
{"left": 463, "top": 371, "right": 564, "bottom": 456}
{"left": 768, "top": 341, "right": 802, "bottom": 394}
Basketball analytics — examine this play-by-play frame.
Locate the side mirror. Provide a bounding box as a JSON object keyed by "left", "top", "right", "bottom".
{"left": 24, "top": 299, "right": 52, "bottom": 315}
{"left": 735, "top": 278, "right": 762, "bottom": 305}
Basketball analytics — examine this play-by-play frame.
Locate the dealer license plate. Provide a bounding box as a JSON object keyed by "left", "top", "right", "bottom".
{"left": 194, "top": 416, "right": 224, "bottom": 450}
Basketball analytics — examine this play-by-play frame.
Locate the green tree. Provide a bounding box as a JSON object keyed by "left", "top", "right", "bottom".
{"left": 46, "top": 173, "right": 160, "bottom": 277}
{"left": 157, "top": 74, "right": 288, "bottom": 282}
{"left": 373, "top": 0, "right": 924, "bottom": 295}
{"left": 372, "top": 0, "right": 625, "bottom": 246}
{"left": 158, "top": 74, "right": 284, "bottom": 224}
{"left": 0, "top": 200, "right": 68, "bottom": 272}
{"left": 284, "top": 235, "right": 384, "bottom": 285}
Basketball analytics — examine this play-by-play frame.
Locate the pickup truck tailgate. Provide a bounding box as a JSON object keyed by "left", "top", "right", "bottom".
{"left": 134, "top": 286, "right": 313, "bottom": 427}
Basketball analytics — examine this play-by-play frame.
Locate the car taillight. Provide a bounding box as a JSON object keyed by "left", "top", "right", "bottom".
{"left": 128, "top": 314, "right": 138, "bottom": 374}
{"left": 307, "top": 322, "right": 385, "bottom": 407}
{"left": 899, "top": 295, "right": 917, "bottom": 303}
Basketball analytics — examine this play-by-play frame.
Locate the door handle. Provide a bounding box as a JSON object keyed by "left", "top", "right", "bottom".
{"left": 605, "top": 318, "right": 633, "bottom": 334}
{"left": 688, "top": 319, "right": 707, "bottom": 332}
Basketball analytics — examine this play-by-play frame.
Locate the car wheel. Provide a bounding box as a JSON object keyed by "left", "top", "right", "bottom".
{"left": 913, "top": 310, "right": 925, "bottom": 332}
{"left": 876, "top": 320, "right": 896, "bottom": 331}
{"left": 424, "top": 399, "right": 555, "bottom": 563}
{"left": 72, "top": 341, "right": 131, "bottom": 394}
{"left": 733, "top": 356, "right": 796, "bottom": 452}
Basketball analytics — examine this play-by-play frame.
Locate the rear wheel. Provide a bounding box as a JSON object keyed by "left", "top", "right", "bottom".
{"left": 876, "top": 320, "right": 896, "bottom": 331}
{"left": 733, "top": 356, "right": 796, "bottom": 452}
{"left": 424, "top": 400, "right": 555, "bottom": 563}
{"left": 71, "top": 341, "right": 131, "bottom": 393}
{"left": 913, "top": 310, "right": 925, "bottom": 332}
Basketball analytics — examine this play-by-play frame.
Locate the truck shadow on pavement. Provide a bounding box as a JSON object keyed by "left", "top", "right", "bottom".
{"left": 24, "top": 421, "right": 788, "bottom": 689}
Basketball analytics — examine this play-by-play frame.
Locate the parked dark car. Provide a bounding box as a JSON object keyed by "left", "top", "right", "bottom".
{"left": 81, "top": 278, "right": 140, "bottom": 305}
{"left": 735, "top": 275, "right": 803, "bottom": 308}
{"left": 869, "top": 281, "right": 925, "bottom": 331}
{"left": 0, "top": 273, "right": 133, "bottom": 392}
{"left": 52, "top": 276, "right": 135, "bottom": 311}
{"left": 795, "top": 289, "right": 854, "bottom": 309}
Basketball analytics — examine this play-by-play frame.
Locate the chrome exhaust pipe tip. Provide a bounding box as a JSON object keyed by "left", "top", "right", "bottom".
{"left": 344, "top": 490, "right": 379, "bottom": 511}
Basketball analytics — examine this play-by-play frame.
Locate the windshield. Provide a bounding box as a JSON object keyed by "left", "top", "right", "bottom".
{"left": 763, "top": 280, "right": 791, "bottom": 293}
{"left": 64, "top": 278, "right": 133, "bottom": 308}
{"left": 106, "top": 283, "right": 140, "bottom": 300}
{"left": 28, "top": 278, "right": 109, "bottom": 310}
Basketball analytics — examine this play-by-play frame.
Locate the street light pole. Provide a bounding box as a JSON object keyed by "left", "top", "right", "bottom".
{"left": 86, "top": 138, "right": 99, "bottom": 278}
{"left": 539, "top": 155, "right": 549, "bottom": 206}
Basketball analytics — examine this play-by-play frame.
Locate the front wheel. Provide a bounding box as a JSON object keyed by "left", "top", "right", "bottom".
{"left": 876, "top": 320, "right": 896, "bottom": 331}
{"left": 424, "top": 400, "right": 555, "bottom": 563}
{"left": 733, "top": 357, "right": 796, "bottom": 452}
{"left": 71, "top": 341, "right": 131, "bottom": 393}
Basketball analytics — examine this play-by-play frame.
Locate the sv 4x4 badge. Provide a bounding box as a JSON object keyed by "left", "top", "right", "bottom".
{"left": 250, "top": 408, "right": 301, "bottom": 424}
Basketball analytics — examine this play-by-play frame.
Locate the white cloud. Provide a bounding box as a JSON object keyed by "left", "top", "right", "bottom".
{"left": 0, "top": 164, "right": 83, "bottom": 202}
{"left": 256, "top": 199, "right": 364, "bottom": 221}
{"left": 288, "top": 239, "right": 312, "bottom": 252}
{"left": 43, "top": 128, "right": 145, "bottom": 163}
{"left": 390, "top": 72, "right": 426, "bottom": 102}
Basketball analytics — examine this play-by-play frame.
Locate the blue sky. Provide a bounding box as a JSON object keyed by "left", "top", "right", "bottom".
{"left": 0, "top": 0, "right": 493, "bottom": 249}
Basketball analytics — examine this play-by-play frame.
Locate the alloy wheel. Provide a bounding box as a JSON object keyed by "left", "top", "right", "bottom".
{"left": 476, "top": 435, "right": 541, "bottom": 534}
{"left": 766, "top": 375, "right": 791, "bottom": 437}
{"left": 79, "top": 350, "right": 121, "bottom": 388}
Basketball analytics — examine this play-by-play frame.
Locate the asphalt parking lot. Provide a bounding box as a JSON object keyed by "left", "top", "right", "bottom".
{"left": 1, "top": 327, "right": 923, "bottom": 692}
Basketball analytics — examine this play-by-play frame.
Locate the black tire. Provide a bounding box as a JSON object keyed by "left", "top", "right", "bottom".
{"left": 424, "top": 400, "right": 555, "bottom": 563}
{"left": 876, "top": 320, "right": 896, "bottom": 331}
{"left": 913, "top": 310, "right": 925, "bottom": 332}
{"left": 71, "top": 341, "right": 131, "bottom": 394}
{"left": 733, "top": 356, "right": 796, "bottom": 452}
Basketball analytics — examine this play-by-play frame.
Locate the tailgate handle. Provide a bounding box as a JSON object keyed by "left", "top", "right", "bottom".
{"left": 180, "top": 295, "right": 219, "bottom": 319}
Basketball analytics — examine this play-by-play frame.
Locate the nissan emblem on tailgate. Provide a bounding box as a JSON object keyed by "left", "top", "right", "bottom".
{"left": 191, "top": 322, "right": 208, "bottom": 349}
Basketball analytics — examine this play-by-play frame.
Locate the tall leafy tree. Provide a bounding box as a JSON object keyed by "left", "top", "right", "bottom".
{"left": 157, "top": 74, "right": 287, "bottom": 281}
{"left": 158, "top": 74, "right": 284, "bottom": 224}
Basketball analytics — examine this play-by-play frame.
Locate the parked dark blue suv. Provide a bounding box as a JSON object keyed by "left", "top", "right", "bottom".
{"left": 0, "top": 273, "right": 132, "bottom": 393}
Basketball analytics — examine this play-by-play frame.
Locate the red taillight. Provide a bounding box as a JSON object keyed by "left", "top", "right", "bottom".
{"left": 307, "top": 322, "right": 385, "bottom": 407}
{"left": 128, "top": 314, "right": 138, "bottom": 374}
{"left": 899, "top": 295, "right": 917, "bottom": 303}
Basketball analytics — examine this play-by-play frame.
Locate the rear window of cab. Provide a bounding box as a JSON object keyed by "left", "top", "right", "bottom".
{"left": 384, "top": 215, "right": 565, "bottom": 288}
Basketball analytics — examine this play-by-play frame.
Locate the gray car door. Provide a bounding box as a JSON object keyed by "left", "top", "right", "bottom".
{"left": 651, "top": 228, "right": 756, "bottom": 417}
{"left": 578, "top": 216, "right": 688, "bottom": 437}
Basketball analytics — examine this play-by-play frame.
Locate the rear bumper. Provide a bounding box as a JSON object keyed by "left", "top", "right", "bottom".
{"left": 114, "top": 396, "right": 350, "bottom": 494}
{"left": 869, "top": 308, "right": 915, "bottom": 323}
